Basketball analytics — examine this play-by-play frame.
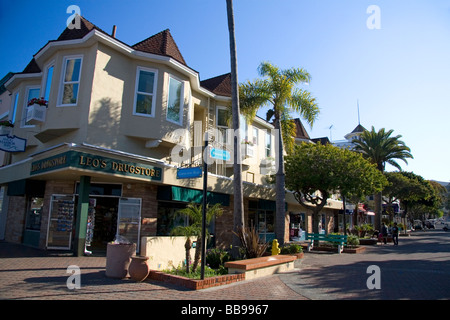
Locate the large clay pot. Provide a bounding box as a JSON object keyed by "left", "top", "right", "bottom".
{"left": 105, "top": 243, "right": 136, "bottom": 279}
{"left": 128, "top": 256, "right": 150, "bottom": 282}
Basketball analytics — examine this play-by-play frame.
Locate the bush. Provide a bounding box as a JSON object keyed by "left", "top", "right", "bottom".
{"left": 233, "top": 226, "right": 270, "bottom": 259}
{"left": 280, "top": 243, "right": 303, "bottom": 254}
{"left": 346, "top": 234, "right": 360, "bottom": 247}
{"left": 206, "top": 247, "right": 231, "bottom": 272}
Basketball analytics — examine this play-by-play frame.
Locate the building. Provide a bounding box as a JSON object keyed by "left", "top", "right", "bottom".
{"left": 0, "top": 16, "right": 342, "bottom": 258}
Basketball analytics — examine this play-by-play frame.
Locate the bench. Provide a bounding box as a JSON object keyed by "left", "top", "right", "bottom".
{"left": 306, "top": 233, "right": 348, "bottom": 254}
{"left": 224, "top": 255, "right": 297, "bottom": 280}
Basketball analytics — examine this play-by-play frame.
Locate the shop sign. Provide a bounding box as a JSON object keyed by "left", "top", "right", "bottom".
{"left": 30, "top": 151, "right": 162, "bottom": 181}
{"left": 0, "top": 134, "right": 26, "bottom": 152}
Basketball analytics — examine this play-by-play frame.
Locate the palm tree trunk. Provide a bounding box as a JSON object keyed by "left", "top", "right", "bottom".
{"left": 227, "top": 0, "right": 245, "bottom": 259}
{"left": 274, "top": 116, "right": 287, "bottom": 245}
{"left": 374, "top": 191, "right": 382, "bottom": 232}
{"left": 184, "top": 238, "right": 192, "bottom": 273}
{"left": 192, "top": 236, "right": 202, "bottom": 273}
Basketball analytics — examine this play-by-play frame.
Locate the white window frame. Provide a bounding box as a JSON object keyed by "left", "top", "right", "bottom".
{"left": 252, "top": 127, "right": 259, "bottom": 146}
{"left": 133, "top": 66, "right": 158, "bottom": 118}
{"left": 42, "top": 60, "right": 55, "bottom": 102}
{"left": 265, "top": 129, "right": 272, "bottom": 158}
{"left": 166, "top": 75, "right": 184, "bottom": 125}
{"left": 21, "top": 85, "right": 40, "bottom": 128}
{"left": 216, "top": 106, "right": 229, "bottom": 144}
{"left": 57, "top": 55, "right": 83, "bottom": 107}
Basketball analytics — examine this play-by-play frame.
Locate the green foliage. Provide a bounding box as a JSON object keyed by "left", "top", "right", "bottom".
{"left": 285, "top": 142, "right": 388, "bottom": 227}
{"left": 346, "top": 235, "right": 360, "bottom": 248}
{"left": 163, "top": 264, "right": 223, "bottom": 279}
{"left": 233, "top": 226, "right": 270, "bottom": 259}
{"left": 352, "top": 126, "right": 413, "bottom": 172}
{"left": 280, "top": 243, "right": 303, "bottom": 254}
{"left": 206, "top": 247, "right": 231, "bottom": 274}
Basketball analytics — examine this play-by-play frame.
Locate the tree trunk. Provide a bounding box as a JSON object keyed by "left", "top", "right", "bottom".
{"left": 226, "top": 0, "right": 245, "bottom": 259}
{"left": 274, "top": 116, "right": 287, "bottom": 245}
{"left": 374, "top": 191, "right": 382, "bottom": 231}
{"left": 192, "top": 236, "right": 202, "bottom": 273}
{"left": 184, "top": 238, "right": 192, "bottom": 273}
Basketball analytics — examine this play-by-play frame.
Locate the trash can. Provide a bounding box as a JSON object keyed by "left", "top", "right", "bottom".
{"left": 105, "top": 243, "right": 136, "bottom": 279}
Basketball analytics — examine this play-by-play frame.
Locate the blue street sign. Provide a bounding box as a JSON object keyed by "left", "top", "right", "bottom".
{"left": 177, "top": 166, "right": 203, "bottom": 179}
{"left": 210, "top": 148, "right": 230, "bottom": 161}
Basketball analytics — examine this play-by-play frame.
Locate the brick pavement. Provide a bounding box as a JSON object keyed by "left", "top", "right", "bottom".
{"left": 0, "top": 242, "right": 306, "bottom": 301}
{"left": 1, "top": 229, "right": 449, "bottom": 302}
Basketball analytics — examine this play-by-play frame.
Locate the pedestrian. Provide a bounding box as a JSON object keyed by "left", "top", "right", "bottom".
{"left": 381, "top": 223, "right": 388, "bottom": 244}
{"left": 392, "top": 222, "right": 399, "bottom": 245}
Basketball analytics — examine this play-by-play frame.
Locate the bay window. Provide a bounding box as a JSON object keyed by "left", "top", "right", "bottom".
{"left": 134, "top": 67, "right": 158, "bottom": 117}
{"left": 166, "top": 76, "right": 184, "bottom": 125}
{"left": 59, "top": 55, "right": 82, "bottom": 106}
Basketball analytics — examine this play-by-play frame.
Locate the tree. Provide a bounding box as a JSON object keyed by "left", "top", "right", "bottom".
{"left": 352, "top": 127, "right": 413, "bottom": 231}
{"left": 171, "top": 203, "right": 223, "bottom": 273}
{"left": 239, "top": 62, "right": 319, "bottom": 244}
{"left": 226, "top": 0, "right": 245, "bottom": 259}
{"left": 285, "top": 142, "right": 387, "bottom": 235}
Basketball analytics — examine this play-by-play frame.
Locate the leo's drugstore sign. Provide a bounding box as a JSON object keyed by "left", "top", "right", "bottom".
{"left": 30, "top": 151, "right": 162, "bottom": 181}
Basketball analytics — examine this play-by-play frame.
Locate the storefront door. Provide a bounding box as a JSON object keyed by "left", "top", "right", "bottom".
{"left": 117, "top": 198, "right": 142, "bottom": 252}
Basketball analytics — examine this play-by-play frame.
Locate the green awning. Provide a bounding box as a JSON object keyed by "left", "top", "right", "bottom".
{"left": 157, "top": 186, "right": 230, "bottom": 206}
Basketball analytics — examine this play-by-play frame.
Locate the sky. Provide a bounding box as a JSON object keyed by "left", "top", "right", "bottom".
{"left": 1, "top": 0, "right": 449, "bottom": 183}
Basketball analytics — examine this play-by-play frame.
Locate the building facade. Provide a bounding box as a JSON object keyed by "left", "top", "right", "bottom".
{"left": 0, "top": 17, "right": 342, "bottom": 256}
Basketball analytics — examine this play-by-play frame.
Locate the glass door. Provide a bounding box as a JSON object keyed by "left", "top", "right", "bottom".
{"left": 257, "top": 209, "right": 275, "bottom": 243}
{"left": 46, "top": 195, "right": 75, "bottom": 249}
{"left": 117, "top": 198, "right": 142, "bottom": 252}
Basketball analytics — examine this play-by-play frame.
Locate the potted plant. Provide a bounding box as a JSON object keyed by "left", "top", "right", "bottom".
{"left": 26, "top": 97, "right": 48, "bottom": 124}
{"left": 0, "top": 120, "right": 14, "bottom": 135}
{"left": 241, "top": 139, "right": 254, "bottom": 158}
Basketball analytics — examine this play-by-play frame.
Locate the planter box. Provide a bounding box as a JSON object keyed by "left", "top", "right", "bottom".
{"left": 26, "top": 104, "right": 46, "bottom": 124}
{"left": 309, "top": 246, "right": 366, "bottom": 254}
{"left": 359, "top": 238, "right": 378, "bottom": 245}
{"left": 148, "top": 270, "right": 245, "bottom": 290}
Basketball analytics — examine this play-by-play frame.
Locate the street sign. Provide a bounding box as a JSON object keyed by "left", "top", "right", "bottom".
{"left": 210, "top": 148, "right": 230, "bottom": 161}
{"left": 177, "top": 166, "right": 203, "bottom": 179}
{"left": 0, "top": 134, "right": 26, "bottom": 152}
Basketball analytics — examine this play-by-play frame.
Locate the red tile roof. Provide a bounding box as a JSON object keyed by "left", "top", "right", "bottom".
{"left": 200, "top": 73, "right": 231, "bottom": 97}
{"left": 132, "top": 29, "right": 187, "bottom": 66}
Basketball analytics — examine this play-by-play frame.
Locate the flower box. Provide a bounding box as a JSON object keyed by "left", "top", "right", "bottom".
{"left": 26, "top": 104, "right": 47, "bottom": 124}
{"left": 241, "top": 144, "right": 254, "bottom": 158}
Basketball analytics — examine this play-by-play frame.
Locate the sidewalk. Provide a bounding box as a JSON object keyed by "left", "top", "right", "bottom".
{"left": 0, "top": 241, "right": 307, "bottom": 300}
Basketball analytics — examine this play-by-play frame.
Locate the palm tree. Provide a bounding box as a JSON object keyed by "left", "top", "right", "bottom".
{"left": 352, "top": 126, "right": 413, "bottom": 231}
{"left": 171, "top": 203, "right": 223, "bottom": 273}
{"left": 239, "top": 62, "right": 319, "bottom": 244}
{"left": 226, "top": 0, "right": 244, "bottom": 259}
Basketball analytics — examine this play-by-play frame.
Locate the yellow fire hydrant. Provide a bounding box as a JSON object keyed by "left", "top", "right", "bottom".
{"left": 271, "top": 239, "right": 280, "bottom": 255}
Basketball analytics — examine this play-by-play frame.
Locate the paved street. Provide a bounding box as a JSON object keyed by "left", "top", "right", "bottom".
{"left": 1, "top": 228, "right": 449, "bottom": 302}
{"left": 280, "top": 228, "right": 450, "bottom": 300}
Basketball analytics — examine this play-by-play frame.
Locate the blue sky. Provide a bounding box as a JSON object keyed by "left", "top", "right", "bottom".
{"left": 1, "top": 0, "right": 449, "bottom": 182}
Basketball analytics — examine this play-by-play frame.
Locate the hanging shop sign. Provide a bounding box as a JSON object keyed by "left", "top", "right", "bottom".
{"left": 30, "top": 151, "right": 162, "bottom": 181}
{"left": 0, "top": 134, "right": 26, "bottom": 152}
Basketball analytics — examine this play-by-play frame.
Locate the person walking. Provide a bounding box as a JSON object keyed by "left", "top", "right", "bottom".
{"left": 392, "top": 222, "right": 399, "bottom": 245}
{"left": 381, "top": 223, "right": 388, "bottom": 244}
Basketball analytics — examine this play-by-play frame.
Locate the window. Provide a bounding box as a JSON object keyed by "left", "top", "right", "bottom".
{"left": 59, "top": 56, "right": 82, "bottom": 106}
{"left": 43, "top": 64, "right": 54, "bottom": 102}
{"left": 11, "top": 92, "right": 19, "bottom": 124}
{"left": 134, "top": 67, "right": 158, "bottom": 117}
{"left": 23, "top": 86, "right": 40, "bottom": 126}
{"left": 216, "top": 106, "right": 229, "bottom": 144}
{"left": 265, "top": 130, "right": 272, "bottom": 157}
{"left": 216, "top": 106, "right": 228, "bottom": 128}
{"left": 252, "top": 127, "right": 259, "bottom": 145}
{"left": 166, "top": 76, "right": 183, "bottom": 124}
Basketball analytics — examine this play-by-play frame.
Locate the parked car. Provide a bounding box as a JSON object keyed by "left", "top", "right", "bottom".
{"left": 424, "top": 221, "right": 435, "bottom": 229}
